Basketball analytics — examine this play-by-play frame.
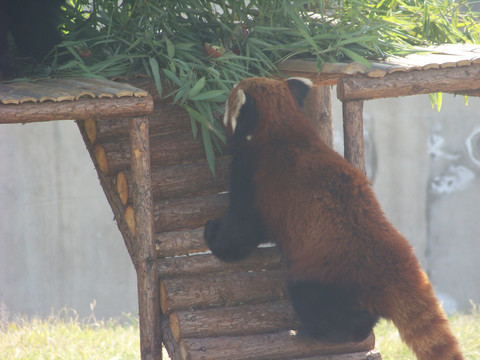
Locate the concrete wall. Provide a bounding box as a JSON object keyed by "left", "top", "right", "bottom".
{"left": 0, "top": 121, "right": 138, "bottom": 319}
{"left": 332, "top": 93, "right": 480, "bottom": 313}
{"left": 0, "top": 92, "right": 478, "bottom": 319}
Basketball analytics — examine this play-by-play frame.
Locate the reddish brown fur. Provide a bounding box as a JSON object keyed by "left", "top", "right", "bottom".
{"left": 227, "top": 77, "right": 463, "bottom": 360}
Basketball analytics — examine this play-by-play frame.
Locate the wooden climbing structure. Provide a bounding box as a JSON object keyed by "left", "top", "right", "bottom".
{"left": 2, "top": 43, "right": 480, "bottom": 360}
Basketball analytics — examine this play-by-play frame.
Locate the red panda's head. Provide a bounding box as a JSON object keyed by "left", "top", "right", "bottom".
{"left": 223, "top": 77, "right": 313, "bottom": 143}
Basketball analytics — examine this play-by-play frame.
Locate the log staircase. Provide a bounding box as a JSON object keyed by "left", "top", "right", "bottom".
{"left": 74, "top": 79, "right": 379, "bottom": 360}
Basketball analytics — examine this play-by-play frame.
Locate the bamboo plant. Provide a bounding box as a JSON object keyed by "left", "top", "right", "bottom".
{"left": 19, "top": 0, "right": 480, "bottom": 173}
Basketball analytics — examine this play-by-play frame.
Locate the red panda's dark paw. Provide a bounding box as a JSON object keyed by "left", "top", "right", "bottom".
{"left": 204, "top": 219, "right": 222, "bottom": 245}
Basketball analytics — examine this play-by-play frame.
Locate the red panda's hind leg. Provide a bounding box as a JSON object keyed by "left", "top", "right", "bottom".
{"left": 288, "top": 281, "right": 379, "bottom": 343}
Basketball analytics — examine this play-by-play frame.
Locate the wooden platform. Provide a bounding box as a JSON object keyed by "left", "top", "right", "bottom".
{"left": 278, "top": 44, "right": 480, "bottom": 84}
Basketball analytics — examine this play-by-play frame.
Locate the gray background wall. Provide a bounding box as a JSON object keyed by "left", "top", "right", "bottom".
{"left": 0, "top": 91, "right": 479, "bottom": 319}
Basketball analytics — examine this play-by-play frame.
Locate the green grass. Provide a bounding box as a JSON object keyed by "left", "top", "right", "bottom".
{"left": 375, "top": 309, "right": 480, "bottom": 359}
{"left": 1, "top": 307, "right": 479, "bottom": 359}
{"left": 0, "top": 308, "right": 141, "bottom": 360}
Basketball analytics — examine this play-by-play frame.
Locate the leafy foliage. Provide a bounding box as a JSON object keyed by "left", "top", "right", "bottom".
{"left": 20, "top": 0, "right": 480, "bottom": 173}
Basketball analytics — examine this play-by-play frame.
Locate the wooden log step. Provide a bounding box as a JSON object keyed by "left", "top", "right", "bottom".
{"left": 154, "top": 192, "right": 228, "bottom": 233}
{"left": 298, "top": 351, "right": 381, "bottom": 360}
{"left": 155, "top": 227, "right": 276, "bottom": 259}
{"left": 179, "top": 331, "right": 375, "bottom": 360}
{"left": 155, "top": 229, "right": 207, "bottom": 257}
{"left": 93, "top": 102, "right": 192, "bottom": 143}
{"left": 98, "top": 132, "right": 223, "bottom": 173}
{"left": 158, "top": 247, "right": 283, "bottom": 279}
{"left": 169, "top": 300, "right": 298, "bottom": 342}
{"left": 120, "top": 157, "right": 229, "bottom": 203}
{"left": 160, "top": 269, "right": 287, "bottom": 314}
{"left": 162, "top": 316, "right": 382, "bottom": 360}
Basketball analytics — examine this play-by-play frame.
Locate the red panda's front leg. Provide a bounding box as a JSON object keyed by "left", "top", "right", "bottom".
{"left": 204, "top": 209, "right": 265, "bottom": 262}
{"left": 204, "top": 151, "right": 266, "bottom": 262}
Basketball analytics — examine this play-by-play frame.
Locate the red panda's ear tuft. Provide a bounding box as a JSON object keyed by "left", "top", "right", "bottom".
{"left": 285, "top": 77, "right": 313, "bottom": 109}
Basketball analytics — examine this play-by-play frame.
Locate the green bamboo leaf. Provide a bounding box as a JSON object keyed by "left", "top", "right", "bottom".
{"left": 341, "top": 48, "right": 372, "bottom": 68}
{"left": 188, "top": 77, "right": 206, "bottom": 99}
{"left": 201, "top": 125, "right": 216, "bottom": 176}
{"left": 190, "top": 115, "right": 199, "bottom": 139}
{"left": 148, "top": 57, "right": 162, "bottom": 97}
{"left": 184, "top": 104, "right": 208, "bottom": 126}
{"left": 162, "top": 68, "right": 184, "bottom": 87}
{"left": 429, "top": 92, "right": 443, "bottom": 111}
{"left": 166, "top": 38, "right": 175, "bottom": 58}
{"left": 189, "top": 89, "right": 226, "bottom": 102}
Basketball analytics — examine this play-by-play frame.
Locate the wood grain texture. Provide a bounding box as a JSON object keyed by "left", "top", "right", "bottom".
{"left": 99, "top": 132, "right": 223, "bottom": 173}
{"left": 120, "top": 157, "right": 230, "bottom": 202}
{"left": 303, "top": 85, "right": 334, "bottom": 148}
{"left": 0, "top": 96, "right": 153, "bottom": 124}
{"left": 158, "top": 247, "right": 283, "bottom": 279}
{"left": 342, "top": 101, "right": 365, "bottom": 173}
{"left": 179, "top": 331, "right": 375, "bottom": 360}
{"left": 170, "top": 300, "right": 299, "bottom": 341}
{"left": 337, "top": 63, "right": 480, "bottom": 101}
{"left": 160, "top": 269, "right": 287, "bottom": 314}
{"left": 129, "top": 117, "right": 162, "bottom": 360}
{"left": 155, "top": 229, "right": 207, "bottom": 258}
{"left": 154, "top": 192, "right": 229, "bottom": 233}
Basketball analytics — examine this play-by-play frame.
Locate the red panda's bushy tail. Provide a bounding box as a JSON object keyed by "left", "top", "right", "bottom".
{"left": 382, "top": 269, "right": 463, "bottom": 360}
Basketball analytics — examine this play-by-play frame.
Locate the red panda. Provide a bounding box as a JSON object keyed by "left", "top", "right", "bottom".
{"left": 204, "top": 77, "right": 463, "bottom": 360}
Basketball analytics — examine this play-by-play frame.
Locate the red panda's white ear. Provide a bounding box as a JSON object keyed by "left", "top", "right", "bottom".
{"left": 285, "top": 77, "right": 313, "bottom": 108}
{"left": 224, "top": 89, "right": 246, "bottom": 133}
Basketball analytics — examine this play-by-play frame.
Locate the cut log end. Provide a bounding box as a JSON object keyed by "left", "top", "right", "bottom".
{"left": 84, "top": 119, "right": 97, "bottom": 144}
{"left": 160, "top": 281, "right": 168, "bottom": 315}
{"left": 125, "top": 205, "right": 135, "bottom": 237}
{"left": 179, "top": 340, "right": 191, "bottom": 360}
{"left": 170, "top": 313, "right": 181, "bottom": 343}
{"left": 116, "top": 171, "right": 129, "bottom": 205}
{"left": 93, "top": 144, "right": 110, "bottom": 174}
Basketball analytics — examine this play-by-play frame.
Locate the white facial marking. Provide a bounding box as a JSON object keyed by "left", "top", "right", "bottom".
{"left": 229, "top": 89, "right": 246, "bottom": 133}
{"left": 286, "top": 77, "right": 313, "bottom": 88}
{"left": 223, "top": 98, "right": 230, "bottom": 126}
{"left": 246, "top": 135, "right": 252, "bottom": 141}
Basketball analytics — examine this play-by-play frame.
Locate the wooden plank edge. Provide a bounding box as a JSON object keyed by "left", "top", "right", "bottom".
{"left": 158, "top": 247, "right": 283, "bottom": 279}
{"left": 0, "top": 95, "right": 153, "bottom": 124}
{"left": 160, "top": 269, "right": 287, "bottom": 314}
{"left": 180, "top": 330, "right": 375, "bottom": 360}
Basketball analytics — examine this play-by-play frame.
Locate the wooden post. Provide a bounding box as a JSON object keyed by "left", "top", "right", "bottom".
{"left": 342, "top": 100, "right": 366, "bottom": 173}
{"left": 303, "top": 85, "right": 333, "bottom": 148}
{"left": 129, "top": 116, "right": 162, "bottom": 360}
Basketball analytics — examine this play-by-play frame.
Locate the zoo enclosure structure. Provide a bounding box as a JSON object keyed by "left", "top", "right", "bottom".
{"left": 1, "top": 43, "right": 480, "bottom": 360}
